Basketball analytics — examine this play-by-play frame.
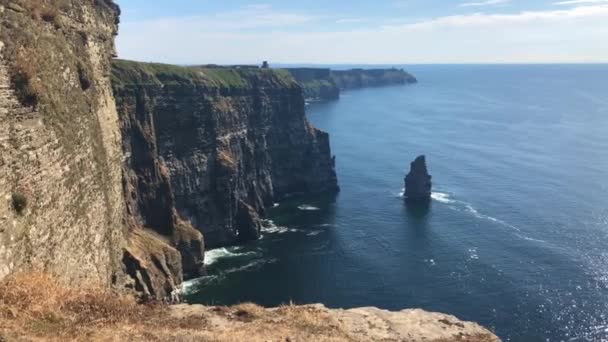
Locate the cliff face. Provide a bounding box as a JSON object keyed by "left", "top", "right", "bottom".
{"left": 0, "top": 0, "right": 125, "bottom": 285}
{"left": 112, "top": 62, "right": 338, "bottom": 260}
{"left": 331, "top": 68, "right": 417, "bottom": 89}
{"left": 286, "top": 67, "right": 417, "bottom": 101}
{"left": 286, "top": 68, "right": 340, "bottom": 101}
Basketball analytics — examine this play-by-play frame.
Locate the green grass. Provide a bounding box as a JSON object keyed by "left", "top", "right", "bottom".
{"left": 112, "top": 60, "right": 297, "bottom": 90}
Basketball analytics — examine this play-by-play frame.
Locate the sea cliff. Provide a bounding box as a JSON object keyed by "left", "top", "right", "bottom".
{"left": 0, "top": 0, "right": 125, "bottom": 286}
{"left": 286, "top": 68, "right": 340, "bottom": 101}
{"left": 332, "top": 68, "right": 417, "bottom": 89}
{"left": 286, "top": 67, "right": 417, "bottom": 101}
{"left": 112, "top": 60, "right": 339, "bottom": 296}
{"left": 0, "top": 2, "right": 500, "bottom": 340}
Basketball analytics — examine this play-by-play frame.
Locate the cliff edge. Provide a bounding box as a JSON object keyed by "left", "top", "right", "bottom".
{"left": 0, "top": 273, "right": 500, "bottom": 341}
{"left": 112, "top": 60, "right": 339, "bottom": 297}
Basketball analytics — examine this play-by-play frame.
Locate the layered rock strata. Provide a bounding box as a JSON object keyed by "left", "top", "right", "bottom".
{"left": 112, "top": 61, "right": 339, "bottom": 254}
{"left": 0, "top": 0, "right": 125, "bottom": 286}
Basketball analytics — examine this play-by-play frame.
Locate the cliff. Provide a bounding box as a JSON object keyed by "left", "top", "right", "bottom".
{"left": 286, "top": 68, "right": 340, "bottom": 101}
{"left": 0, "top": 4, "right": 500, "bottom": 340}
{"left": 0, "top": 273, "right": 501, "bottom": 341}
{"left": 112, "top": 60, "right": 339, "bottom": 295}
{"left": 332, "top": 68, "right": 417, "bottom": 90}
{"left": 0, "top": 0, "right": 125, "bottom": 286}
{"left": 286, "top": 67, "right": 417, "bottom": 101}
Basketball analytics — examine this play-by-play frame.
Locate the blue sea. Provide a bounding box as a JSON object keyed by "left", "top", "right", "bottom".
{"left": 185, "top": 64, "right": 608, "bottom": 341}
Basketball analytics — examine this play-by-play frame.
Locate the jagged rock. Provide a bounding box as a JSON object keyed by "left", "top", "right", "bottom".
{"left": 113, "top": 60, "right": 339, "bottom": 262}
{"left": 235, "top": 200, "right": 262, "bottom": 242}
{"left": 405, "top": 155, "right": 432, "bottom": 201}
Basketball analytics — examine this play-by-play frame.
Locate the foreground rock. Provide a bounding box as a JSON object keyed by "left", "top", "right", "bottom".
{"left": 163, "top": 304, "right": 501, "bottom": 342}
{"left": 405, "top": 155, "right": 433, "bottom": 201}
{"left": 0, "top": 0, "right": 126, "bottom": 285}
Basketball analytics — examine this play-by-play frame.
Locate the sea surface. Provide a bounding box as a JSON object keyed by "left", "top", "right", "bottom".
{"left": 184, "top": 64, "right": 608, "bottom": 341}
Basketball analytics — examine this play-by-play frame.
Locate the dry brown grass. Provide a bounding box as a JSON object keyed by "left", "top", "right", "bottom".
{"left": 19, "top": 0, "right": 60, "bottom": 24}
{"left": 0, "top": 273, "right": 498, "bottom": 341}
{"left": 0, "top": 272, "right": 156, "bottom": 338}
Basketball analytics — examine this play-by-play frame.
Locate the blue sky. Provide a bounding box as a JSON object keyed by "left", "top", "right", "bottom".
{"left": 115, "top": 0, "right": 608, "bottom": 64}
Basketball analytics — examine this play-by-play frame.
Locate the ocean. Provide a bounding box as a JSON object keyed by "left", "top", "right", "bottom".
{"left": 184, "top": 64, "right": 608, "bottom": 341}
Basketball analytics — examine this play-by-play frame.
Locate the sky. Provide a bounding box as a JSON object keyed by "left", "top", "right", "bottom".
{"left": 115, "top": 0, "right": 608, "bottom": 64}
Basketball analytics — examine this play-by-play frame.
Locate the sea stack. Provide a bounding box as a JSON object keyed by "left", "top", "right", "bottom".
{"left": 404, "top": 155, "right": 432, "bottom": 201}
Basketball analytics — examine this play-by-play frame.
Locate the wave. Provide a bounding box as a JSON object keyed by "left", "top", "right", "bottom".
{"left": 468, "top": 247, "right": 479, "bottom": 260}
{"left": 204, "top": 247, "right": 259, "bottom": 266}
{"left": 431, "top": 192, "right": 456, "bottom": 204}
{"left": 298, "top": 205, "right": 321, "bottom": 211}
{"left": 465, "top": 205, "right": 521, "bottom": 232}
{"left": 182, "top": 258, "right": 278, "bottom": 292}
{"left": 396, "top": 189, "right": 454, "bottom": 204}
{"left": 400, "top": 187, "right": 539, "bottom": 242}
{"left": 261, "top": 219, "right": 298, "bottom": 235}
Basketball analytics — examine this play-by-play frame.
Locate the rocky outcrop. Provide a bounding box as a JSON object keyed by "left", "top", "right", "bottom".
{"left": 112, "top": 61, "right": 339, "bottom": 254}
{"left": 164, "top": 304, "right": 501, "bottom": 342}
{"left": 0, "top": 0, "right": 125, "bottom": 286}
{"left": 405, "top": 155, "right": 432, "bottom": 201}
{"left": 332, "top": 68, "right": 417, "bottom": 90}
{"left": 286, "top": 68, "right": 340, "bottom": 101}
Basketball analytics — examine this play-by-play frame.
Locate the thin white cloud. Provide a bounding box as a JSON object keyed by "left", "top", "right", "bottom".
{"left": 117, "top": 5, "right": 608, "bottom": 64}
{"left": 386, "top": 4, "right": 608, "bottom": 30}
{"left": 460, "top": 0, "right": 510, "bottom": 7}
{"left": 336, "top": 18, "right": 367, "bottom": 24}
{"left": 554, "top": 0, "right": 608, "bottom": 5}
{"left": 143, "top": 4, "right": 317, "bottom": 31}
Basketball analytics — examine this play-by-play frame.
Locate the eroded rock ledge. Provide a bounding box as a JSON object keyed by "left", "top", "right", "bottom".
{"left": 166, "top": 304, "right": 501, "bottom": 342}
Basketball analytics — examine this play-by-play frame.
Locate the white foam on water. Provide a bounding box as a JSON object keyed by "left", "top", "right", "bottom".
{"left": 261, "top": 219, "right": 298, "bottom": 234}
{"left": 306, "top": 230, "right": 323, "bottom": 237}
{"left": 468, "top": 247, "right": 479, "bottom": 260}
{"left": 298, "top": 204, "right": 321, "bottom": 211}
{"left": 515, "top": 234, "right": 547, "bottom": 243}
{"left": 223, "top": 258, "right": 278, "bottom": 275}
{"left": 431, "top": 192, "right": 456, "bottom": 204}
{"left": 177, "top": 278, "right": 199, "bottom": 296}
{"left": 425, "top": 258, "right": 437, "bottom": 266}
{"left": 273, "top": 203, "right": 280, "bottom": 208}
{"left": 204, "top": 247, "right": 259, "bottom": 266}
{"left": 465, "top": 205, "right": 522, "bottom": 232}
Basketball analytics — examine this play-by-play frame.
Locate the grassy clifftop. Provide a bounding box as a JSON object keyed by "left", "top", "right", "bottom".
{"left": 0, "top": 273, "right": 500, "bottom": 342}
{"left": 111, "top": 60, "right": 296, "bottom": 89}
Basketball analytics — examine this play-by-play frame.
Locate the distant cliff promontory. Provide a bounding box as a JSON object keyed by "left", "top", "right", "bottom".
{"left": 286, "top": 67, "right": 417, "bottom": 101}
